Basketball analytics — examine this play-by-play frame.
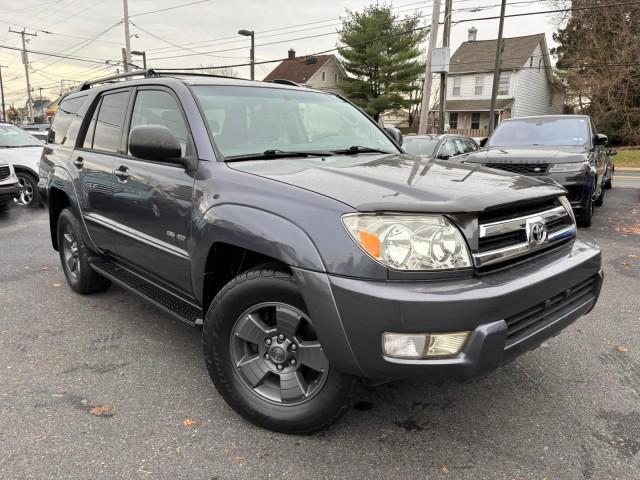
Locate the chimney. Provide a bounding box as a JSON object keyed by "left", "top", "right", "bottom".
{"left": 288, "top": 48, "right": 296, "bottom": 59}
{"left": 468, "top": 27, "right": 477, "bottom": 42}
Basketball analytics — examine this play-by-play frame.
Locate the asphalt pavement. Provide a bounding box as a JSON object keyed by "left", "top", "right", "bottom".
{"left": 1, "top": 181, "right": 639, "bottom": 480}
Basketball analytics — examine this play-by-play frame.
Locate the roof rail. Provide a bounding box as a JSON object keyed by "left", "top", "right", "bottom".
{"left": 268, "top": 79, "right": 300, "bottom": 87}
{"left": 76, "top": 69, "right": 160, "bottom": 91}
{"left": 150, "top": 70, "right": 249, "bottom": 81}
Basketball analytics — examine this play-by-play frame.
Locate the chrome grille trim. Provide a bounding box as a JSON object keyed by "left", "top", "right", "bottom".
{"left": 474, "top": 205, "right": 576, "bottom": 268}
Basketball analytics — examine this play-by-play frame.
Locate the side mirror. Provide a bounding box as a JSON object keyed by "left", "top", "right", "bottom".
{"left": 607, "top": 148, "right": 618, "bottom": 156}
{"left": 438, "top": 154, "right": 451, "bottom": 160}
{"left": 593, "top": 133, "right": 608, "bottom": 146}
{"left": 479, "top": 137, "right": 488, "bottom": 148}
{"left": 384, "top": 127, "right": 403, "bottom": 146}
{"left": 129, "top": 125, "right": 182, "bottom": 163}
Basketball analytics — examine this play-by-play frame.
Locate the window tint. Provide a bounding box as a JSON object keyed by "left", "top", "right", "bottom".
{"left": 83, "top": 99, "right": 100, "bottom": 150}
{"left": 51, "top": 95, "right": 87, "bottom": 145}
{"left": 439, "top": 140, "right": 456, "bottom": 158}
{"left": 129, "top": 90, "right": 191, "bottom": 158}
{"left": 489, "top": 117, "right": 590, "bottom": 147}
{"left": 89, "top": 91, "right": 129, "bottom": 153}
{"left": 465, "top": 139, "right": 478, "bottom": 152}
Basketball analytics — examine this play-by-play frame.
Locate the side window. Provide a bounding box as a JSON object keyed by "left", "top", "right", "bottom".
{"left": 129, "top": 90, "right": 191, "bottom": 158}
{"left": 82, "top": 98, "right": 100, "bottom": 149}
{"left": 465, "top": 139, "right": 478, "bottom": 152}
{"left": 454, "top": 138, "right": 468, "bottom": 155}
{"left": 439, "top": 140, "right": 456, "bottom": 158}
{"left": 50, "top": 95, "right": 88, "bottom": 145}
{"left": 84, "top": 91, "right": 130, "bottom": 153}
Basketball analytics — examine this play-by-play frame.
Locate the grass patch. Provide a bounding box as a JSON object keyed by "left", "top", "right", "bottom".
{"left": 615, "top": 148, "right": 640, "bottom": 168}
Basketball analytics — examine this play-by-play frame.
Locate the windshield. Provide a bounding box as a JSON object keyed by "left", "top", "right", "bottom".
{"left": 403, "top": 137, "right": 439, "bottom": 156}
{"left": 489, "top": 117, "right": 590, "bottom": 147}
{"left": 0, "top": 125, "right": 42, "bottom": 147}
{"left": 192, "top": 85, "right": 398, "bottom": 158}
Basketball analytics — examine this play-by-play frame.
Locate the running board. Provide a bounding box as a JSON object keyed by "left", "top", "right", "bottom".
{"left": 90, "top": 259, "right": 204, "bottom": 327}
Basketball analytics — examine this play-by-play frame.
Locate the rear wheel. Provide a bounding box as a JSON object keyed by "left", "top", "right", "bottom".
{"left": 57, "top": 208, "right": 111, "bottom": 294}
{"left": 604, "top": 166, "right": 613, "bottom": 189}
{"left": 203, "top": 265, "right": 355, "bottom": 434}
{"left": 594, "top": 183, "right": 605, "bottom": 207}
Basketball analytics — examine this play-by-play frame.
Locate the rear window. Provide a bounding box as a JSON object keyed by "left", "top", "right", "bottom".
{"left": 83, "top": 91, "right": 129, "bottom": 154}
{"left": 403, "top": 137, "right": 439, "bottom": 156}
{"left": 489, "top": 117, "right": 590, "bottom": 147}
{"left": 50, "top": 95, "right": 87, "bottom": 146}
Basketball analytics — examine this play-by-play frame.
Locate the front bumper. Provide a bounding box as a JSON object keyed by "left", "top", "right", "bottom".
{"left": 545, "top": 171, "right": 594, "bottom": 209}
{"left": 0, "top": 183, "right": 19, "bottom": 203}
{"left": 295, "top": 236, "right": 602, "bottom": 380}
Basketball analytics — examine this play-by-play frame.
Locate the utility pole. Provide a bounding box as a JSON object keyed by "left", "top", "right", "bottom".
{"left": 437, "top": 0, "right": 452, "bottom": 133}
{"left": 0, "top": 65, "right": 7, "bottom": 123}
{"left": 122, "top": 0, "right": 132, "bottom": 72}
{"left": 37, "top": 87, "right": 44, "bottom": 120}
{"left": 488, "top": 0, "right": 507, "bottom": 134}
{"left": 238, "top": 30, "right": 255, "bottom": 80}
{"left": 417, "top": 0, "right": 441, "bottom": 135}
{"left": 10, "top": 28, "right": 37, "bottom": 123}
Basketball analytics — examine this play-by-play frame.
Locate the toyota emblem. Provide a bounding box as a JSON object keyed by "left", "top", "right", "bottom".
{"left": 530, "top": 222, "right": 547, "bottom": 244}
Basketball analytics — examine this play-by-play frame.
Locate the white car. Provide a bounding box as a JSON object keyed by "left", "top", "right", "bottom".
{"left": 0, "top": 159, "right": 20, "bottom": 211}
{"left": 0, "top": 123, "right": 44, "bottom": 207}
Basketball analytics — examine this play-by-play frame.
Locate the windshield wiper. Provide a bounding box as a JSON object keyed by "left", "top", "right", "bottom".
{"left": 332, "top": 145, "right": 392, "bottom": 155}
{"left": 225, "top": 149, "right": 334, "bottom": 162}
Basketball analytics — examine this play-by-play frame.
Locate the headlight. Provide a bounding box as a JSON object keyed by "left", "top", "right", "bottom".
{"left": 342, "top": 214, "right": 471, "bottom": 271}
{"left": 548, "top": 161, "right": 588, "bottom": 173}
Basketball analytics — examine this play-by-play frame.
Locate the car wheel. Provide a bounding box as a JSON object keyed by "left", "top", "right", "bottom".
{"left": 594, "top": 183, "right": 605, "bottom": 207}
{"left": 577, "top": 187, "right": 594, "bottom": 228}
{"left": 57, "top": 208, "right": 111, "bottom": 294}
{"left": 13, "top": 172, "right": 40, "bottom": 208}
{"left": 203, "top": 264, "right": 355, "bottom": 434}
{"left": 604, "top": 167, "right": 613, "bottom": 190}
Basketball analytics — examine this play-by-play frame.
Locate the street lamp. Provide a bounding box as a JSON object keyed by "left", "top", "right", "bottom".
{"left": 131, "top": 50, "right": 147, "bottom": 69}
{"left": 237, "top": 29, "right": 255, "bottom": 80}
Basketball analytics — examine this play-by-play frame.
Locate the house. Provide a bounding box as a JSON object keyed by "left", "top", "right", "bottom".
{"left": 430, "top": 29, "right": 564, "bottom": 136}
{"left": 380, "top": 108, "right": 410, "bottom": 130}
{"left": 263, "top": 49, "right": 347, "bottom": 94}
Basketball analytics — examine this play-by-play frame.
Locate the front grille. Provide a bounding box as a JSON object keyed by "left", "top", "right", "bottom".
{"left": 0, "top": 165, "right": 9, "bottom": 180}
{"left": 505, "top": 275, "right": 599, "bottom": 347}
{"left": 486, "top": 163, "right": 549, "bottom": 175}
{"left": 474, "top": 199, "right": 576, "bottom": 267}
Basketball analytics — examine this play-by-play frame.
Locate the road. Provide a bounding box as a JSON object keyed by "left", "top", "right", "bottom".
{"left": 1, "top": 181, "right": 639, "bottom": 480}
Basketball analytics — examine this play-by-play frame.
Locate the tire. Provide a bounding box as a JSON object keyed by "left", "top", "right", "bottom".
{"left": 604, "top": 167, "right": 613, "bottom": 190}
{"left": 203, "top": 264, "right": 355, "bottom": 434}
{"left": 14, "top": 172, "right": 40, "bottom": 208}
{"left": 57, "top": 208, "right": 111, "bottom": 294}
{"left": 577, "top": 187, "right": 594, "bottom": 228}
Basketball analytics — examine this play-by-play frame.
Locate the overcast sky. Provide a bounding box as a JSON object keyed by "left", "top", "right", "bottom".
{"left": 0, "top": 0, "right": 560, "bottom": 107}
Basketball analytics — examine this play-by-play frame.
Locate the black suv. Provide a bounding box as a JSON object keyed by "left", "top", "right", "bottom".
{"left": 40, "top": 71, "right": 603, "bottom": 433}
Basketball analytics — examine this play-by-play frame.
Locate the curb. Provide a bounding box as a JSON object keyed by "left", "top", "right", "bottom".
{"left": 616, "top": 167, "right": 640, "bottom": 172}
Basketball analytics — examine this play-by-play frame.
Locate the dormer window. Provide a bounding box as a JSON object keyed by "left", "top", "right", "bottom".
{"left": 475, "top": 76, "right": 484, "bottom": 96}
{"left": 321, "top": 71, "right": 326, "bottom": 82}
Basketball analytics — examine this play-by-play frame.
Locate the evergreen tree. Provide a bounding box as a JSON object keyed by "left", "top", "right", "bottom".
{"left": 338, "top": 5, "right": 426, "bottom": 121}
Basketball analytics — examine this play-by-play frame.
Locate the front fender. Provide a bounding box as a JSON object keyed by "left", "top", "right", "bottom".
{"left": 191, "top": 203, "right": 326, "bottom": 301}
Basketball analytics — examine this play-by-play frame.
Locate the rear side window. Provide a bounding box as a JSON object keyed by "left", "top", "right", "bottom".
{"left": 50, "top": 95, "right": 87, "bottom": 145}
{"left": 83, "top": 91, "right": 129, "bottom": 153}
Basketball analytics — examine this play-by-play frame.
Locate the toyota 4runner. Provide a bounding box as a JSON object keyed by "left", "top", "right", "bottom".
{"left": 40, "top": 70, "right": 603, "bottom": 433}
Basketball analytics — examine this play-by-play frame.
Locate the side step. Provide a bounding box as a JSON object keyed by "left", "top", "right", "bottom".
{"left": 90, "top": 259, "right": 204, "bottom": 327}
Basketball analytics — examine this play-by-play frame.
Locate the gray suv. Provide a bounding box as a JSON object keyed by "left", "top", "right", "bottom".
{"left": 40, "top": 70, "right": 603, "bottom": 433}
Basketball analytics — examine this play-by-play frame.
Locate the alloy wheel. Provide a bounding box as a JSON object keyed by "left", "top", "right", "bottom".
{"left": 14, "top": 176, "right": 34, "bottom": 206}
{"left": 62, "top": 224, "right": 81, "bottom": 280}
{"left": 230, "top": 302, "right": 329, "bottom": 405}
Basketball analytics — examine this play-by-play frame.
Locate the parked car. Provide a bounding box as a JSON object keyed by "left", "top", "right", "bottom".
{"left": 0, "top": 123, "right": 43, "bottom": 207}
{"left": 604, "top": 148, "right": 616, "bottom": 189}
{"left": 403, "top": 134, "right": 480, "bottom": 159}
{"left": 0, "top": 159, "right": 20, "bottom": 211}
{"left": 462, "top": 115, "right": 608, "bottom": 228}
{"left": 41, "top": 71, "right": 602, "bottom": 433}
{"left": 20, "top": 123, "right": 50, "bottom": 144}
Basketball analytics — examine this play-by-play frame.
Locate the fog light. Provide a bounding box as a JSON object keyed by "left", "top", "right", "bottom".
{"left": 382, "top": 332, "right": 470, "bottom": 359}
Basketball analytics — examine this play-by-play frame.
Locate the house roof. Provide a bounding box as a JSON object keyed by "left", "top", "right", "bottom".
{"left": 263, "top": 55, "right": 333, "bottom": 83}
{"left": 431, "top": 98, "right": 514, "bottom": 112}
{"left": 449, "top": 34, "right": 546, "bottom": 74}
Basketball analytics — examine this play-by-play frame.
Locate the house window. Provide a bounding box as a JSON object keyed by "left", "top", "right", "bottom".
{"left": 498, "top": 73, "right": 510, "bottom": 95}
{"left": 448, "top": 112, "right": 458, "bottom": 129}
{"left": 451, "top": 77, "right": 461, "bottom": 96}
{"left": 321, "top": 71, "right": 326, "bottom": 82}
{"left": 471, "top": 112, "right": 481, "bottom": 130}
{"left": 474, "top": 76, "right": 484, "bottom": 96}
{"left": 334, "top": 73, "right": 338, "bottom": 83}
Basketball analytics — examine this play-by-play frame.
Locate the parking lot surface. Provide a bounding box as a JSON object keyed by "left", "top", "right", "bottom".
{"left": 1, "top": 182, "right": 639, "bottom": 480}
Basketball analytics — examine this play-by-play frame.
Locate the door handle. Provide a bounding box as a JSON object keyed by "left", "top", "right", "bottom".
{"left": 73, "top": 156, "right": 84, "bottom": 168}
{"left": 114, "top": 166, "right": 130, "bottom": 181}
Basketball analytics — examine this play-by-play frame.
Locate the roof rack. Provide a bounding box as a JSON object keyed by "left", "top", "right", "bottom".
{"left": 267, "top": 79, "right": 301, "bottom": 87}
{"left": 74, "top": 68, "right": 251, "bottom": 92}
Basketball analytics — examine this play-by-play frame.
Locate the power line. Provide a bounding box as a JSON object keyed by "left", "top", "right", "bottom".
{"left": 129, "top": 0, "right": 211, "bottom": 18}
{"left": 0, "top": 44, "right": 117, "bottom": 66}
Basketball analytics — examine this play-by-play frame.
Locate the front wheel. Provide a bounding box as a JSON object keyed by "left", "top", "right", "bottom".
{"left": 14, "top": 172, "right": 40, "bottom": 207}
{"left": 203, "top": 265, "right": 355, "bottom": 434}
{"left": 577, "top": 186, "right": 594, "bottom": 228}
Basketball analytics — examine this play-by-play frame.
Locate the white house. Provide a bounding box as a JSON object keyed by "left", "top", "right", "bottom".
{"left": 431, "top": 30, "right": 565, "bottom": 136}
{"left": 263, "top": 49, "right": 347, "bottom": 94}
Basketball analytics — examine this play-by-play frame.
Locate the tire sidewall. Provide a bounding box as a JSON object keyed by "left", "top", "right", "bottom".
{"left": 15, "top": 172, "right": 40, "bottom": 208}
{"left": 203, "top": 269, "right": 353, "bottom": 433}
{"left": 57, "top": 208, "right": 98, "bottom": 293}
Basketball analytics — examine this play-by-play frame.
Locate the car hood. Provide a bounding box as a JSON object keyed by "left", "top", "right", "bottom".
{"left": 0, "top": 146, "right": 43, "bottom": 172}
{"left": 465, "top": 146, "right": 589, "bottom": 164}
{"left": 227, "top": 153, "right": 565, "bottom": 213}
